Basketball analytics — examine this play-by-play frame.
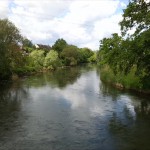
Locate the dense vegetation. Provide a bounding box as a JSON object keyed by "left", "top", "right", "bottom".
{"left": 0, "top": 0, "right": 149, "bottom": 93}
{"left": 98, "top": 0, "right": 150, "bottom": 91}
{"left": 0, "top": 19, "right": 96, "bottom": 80}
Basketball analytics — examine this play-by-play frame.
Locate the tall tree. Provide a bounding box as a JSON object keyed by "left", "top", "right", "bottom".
{"left": 44, "top": 50, "right": 59, "bottom": 69}
{"left": 61, "top": 45, "right": 79, "bottom": 66}
{"left": 98, "top": 0, "right": 150, "bottom": 89}
{"left": 0, "top": 19, "right": 22, "bottom": 79}
{"left": 78, "top": 48, "right": 94, "bottom": 63}
{"left": 99, "top": 33, "right": 123, "bottom": 74}
{"left": 120, "top": 0, "right": 150, "bottom": 88}
{"left": 22, "top": 38, "right": 33, "bottom": 48}
{"left": 120, "top": 0, "right": 150, "bottom": 36}
{"left": 52, "top": 38, "right": 67, "bottom": 54}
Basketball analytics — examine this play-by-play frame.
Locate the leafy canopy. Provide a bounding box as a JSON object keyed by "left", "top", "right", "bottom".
{"left": 98, "top": 0, "right": 150, "bottom": 89}
{"left": 52, "top": 38, "right": 67, "bottom": 54}
{"left": 29, "top": 50, "right": 45, "bottom": 70}
{"left": 61, "top": 45, "right": 79, "bottom": 66}
{"left": 0, "top": 19, "right": 23, "bottom": 79}
{"left": 120, "top": 0, "right": 150, "bottom": 36}
{"left": 44, "top": 50, "right": 59, "bottom": 69}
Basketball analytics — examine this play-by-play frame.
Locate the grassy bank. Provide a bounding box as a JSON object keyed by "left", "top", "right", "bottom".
{"left": 99, "top": 65, "right": 150, "bottom": 94}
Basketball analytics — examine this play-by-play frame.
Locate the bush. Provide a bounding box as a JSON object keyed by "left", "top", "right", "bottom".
{"left": 29, "top": 50, "right": 45, "bottom": 70}
{"left": 44, "top": 50, "right": 60, "bottom": 69}
{"left": 100, "top": 65, "right": 142, "bottom": 90}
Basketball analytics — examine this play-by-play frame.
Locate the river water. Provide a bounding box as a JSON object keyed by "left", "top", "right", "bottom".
{"left": 0, "top": 65, "right": 150, "bottom": 150}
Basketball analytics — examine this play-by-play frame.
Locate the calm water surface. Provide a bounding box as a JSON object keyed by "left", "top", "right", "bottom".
{"left": 0, "top": 65, "right": 150, "bottom": 150}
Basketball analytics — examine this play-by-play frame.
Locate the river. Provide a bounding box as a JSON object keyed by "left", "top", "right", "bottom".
{"left": 0, "top": 65, "right": 150, "bottom": 150}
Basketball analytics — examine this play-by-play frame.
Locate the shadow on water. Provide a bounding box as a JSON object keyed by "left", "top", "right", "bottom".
{"left": 23, "top": 64, "right": 96, "bottom": 89}
{"left": 23, "top": 67, "right": 81, "bottom": 89}
{"left": 0, "top": 81, "right": 29, "bottom": 141}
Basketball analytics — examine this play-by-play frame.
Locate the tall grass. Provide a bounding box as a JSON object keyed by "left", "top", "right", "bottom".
{"left": 100, "top": 65, "right": 142, "bottom": 90}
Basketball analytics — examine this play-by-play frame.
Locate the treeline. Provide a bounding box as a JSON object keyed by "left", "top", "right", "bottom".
{"left": 0, "top": 19, "right": 96, "bottom": 80}
{"left": 97, "top": 0, "right": 150, "bottom": 90}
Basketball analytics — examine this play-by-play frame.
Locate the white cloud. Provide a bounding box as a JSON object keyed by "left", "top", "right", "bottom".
{"left": 120, "top": 2, "right": 127, "bottom": 8}
{"left": 92, "top": 14, "right": 122, "bottom": 39}
{"left": 0, "top": 0, "right": 10, "bottom": 18}
{"left": 0, "top": 0, "right": 126, "bottom": 49}
{"left": 64, "top": 0, "right": 119, "bottom": 24}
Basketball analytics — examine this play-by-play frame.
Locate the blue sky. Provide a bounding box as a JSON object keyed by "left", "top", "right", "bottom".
{"left": 0, "top": 0, "right": 128, "bottom": 50}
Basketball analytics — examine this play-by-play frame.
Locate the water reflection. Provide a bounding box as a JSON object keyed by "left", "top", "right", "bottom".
{"left": 103, "top": 84, "right": 150, "bottom": 150}
{"left": 0, "top": 81, "right": 29, "bottom": 144}
{"left": 0, "top": 81, "right": 28, "bottom": 116}
{"left": 0, "top": 65, "right": 150, "bottom": 150}
{"left": 24, "top": 67, "right": 81, "bottom": 89}
{"left": 135, "top": 100, "right": 150, "bottom": 118}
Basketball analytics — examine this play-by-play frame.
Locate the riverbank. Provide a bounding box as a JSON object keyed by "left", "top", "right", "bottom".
{"left": 100, "top": 65, "right": 150, "bottom": 95}
{"left": 7, "top": 64, "right": 88, "bottom": 82}
{"left": 11, "top": 63, "right": 95, "bottom": 81}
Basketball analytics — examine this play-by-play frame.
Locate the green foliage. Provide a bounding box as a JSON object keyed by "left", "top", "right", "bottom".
{"left": 24, "top": 47, "right": 35, "bottom": 53}
{"left": 99, "top": 33, "right": 149, "bottom": 89}
{"left": 98, "top": 0, "right": 150, "bottom": 90}
{"left": 121, "top": 67, "right": 142, "bottom": 89}
{"left": 99, "top": 33, "right": 123, "bottom": 74}
{"left": 100, "top": 65, "right": 116, "bottom": 83}
{"left": 120, "top": 0, "right": 150, "bottom": 36}
{"left": 100, "top": 65, "right": 142, "bottom": 90}
{"left": 52, "top": 38, "right": 67, "bottom": 54}
{"left": 29, "top": 50, "right": 45, "bottom": 70}
{"left": 44, "top": 50, "right": 60, "bottom": 70}
{"left": 88, "top": 52, "right": 97, "bottom": 63}
{"left": 22, "top": 38, "right": 35, "bottom": 54}
{"left": 13, "top": 66, "right": 35, "bottom": 76}
{"left": 61, "top": 45, "right": 79, "bottom": 66}
{"left": 0, "top": 19, "right": 95, "bottom": 79}
{"left": 22, "top": 38, "right": 33, "bottom": 48}
{"left": 0, "top": 19, "right": 23, "bottom": 79}
{"left": 120, "top": 0, "right": 150, "bottom": 88}
{"left": 78, "top": 48, "right": 94, "bottom": 63}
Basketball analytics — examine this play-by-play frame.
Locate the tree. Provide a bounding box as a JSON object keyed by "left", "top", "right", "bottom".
{"left": 60, "top": 45, "right": 79, "bottom": 66}
{"left": 88, "top": 52, "right": 97, "bottom": 63}
{"left": 120, "top": 0, "right": 150, "bottom": 36}
{"left": 0, "top": 19, "right": 22, "bottom": 79}
{"left": 78, "top": 48, "right": 94, "bottom": 63}
{"left": 44, "top": 50, "right": 59, "bottom": 69}
{"left": 22, "top": 38, "right": 33, "bottom": 48}
{"left": 120, "top": 0, "right": 150, "bottom": 88}
{"left": 99, "top": 33, "right": 123, "bottom": 74}
{"left": 29, "top": 50, "right": 45, "bottom": 70}
{"left": 98, "top": 0, "right": 150, "bottom": 89}
{"left": 52, "top": 38, "right": 67, "bottom": 54}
